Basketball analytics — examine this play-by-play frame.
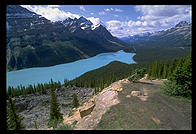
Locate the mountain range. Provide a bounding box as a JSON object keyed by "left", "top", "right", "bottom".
{"left": 119, "top": 21, "right": 192, "bottom": 47}
{"left": 6, "top": 5, "right": 192, "bottom": 71}
{"left": 6, "top": 5, "right": 131, "bottom": 71}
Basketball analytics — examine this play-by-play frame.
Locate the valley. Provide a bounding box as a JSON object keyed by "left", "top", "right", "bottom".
{"left": 7, "top": 50, "right": 135, "bottom": 88}
{"left": 6, "top": 5, "right": 192, "bottom": 131}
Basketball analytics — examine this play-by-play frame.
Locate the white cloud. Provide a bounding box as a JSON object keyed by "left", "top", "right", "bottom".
{"left": 106, "top": 5, "right": 191, "bottom": 37}
{"left": 21, "top": 5, "right": 104, "bottom": 27}
{"left": 114, "top": 8, "right": 123, "bottom": 12}
{"left": 99, "top": 11, "right": 106, "bottom": 15}
{"left": 104, "top": 8, "right": 111, "bottom": 12}
{"left": 104, "top": 8, "right": 123, "bottom": 12}
{"left": 90, "top": 12, "right": 94, "bottom": 15}
{"left": 47, "top": 5, "right": 60, "bottom": 8}
{"left": 79, "top": 6, "right": 86, "bottom": 12}
{"left": 135, "top": 5, "right": 192, "bottom": 27}
{"left": 21, "top": 5, "right": 80, "bottom": 22}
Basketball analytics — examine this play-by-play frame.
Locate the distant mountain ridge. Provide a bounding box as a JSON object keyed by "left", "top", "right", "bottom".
{"left": 119, "top": 21, "right": 192, "bottom": 47}
{"left": 6, "top": 5, "right": 132, "bottom": 71}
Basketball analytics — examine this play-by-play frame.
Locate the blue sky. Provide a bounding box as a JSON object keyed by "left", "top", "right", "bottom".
{"left": 21, "top": 5, "right": 192, "bottom": 37}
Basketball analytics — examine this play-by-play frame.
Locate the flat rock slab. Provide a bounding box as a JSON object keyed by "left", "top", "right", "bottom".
{"left": 79, "top": 102, "right": 95, "bottom": 118}
{"left": 74, "top": 90, "right": 119, "bottom": 130}
{"left": 64, "top": 79, "right": 129, "bottom": 130}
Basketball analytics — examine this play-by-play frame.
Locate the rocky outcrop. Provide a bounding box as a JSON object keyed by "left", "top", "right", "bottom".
{"left": 9, "top": 86, "right": 95, "bottom": 130}
{"left": 79, "top": 102, "right": 95, "bottom": 118}
{"left": 63, "top": 78, "right": 130, "bottom": 130}
{"left": 74, "top": 90, "right": 119, "bottom": 130}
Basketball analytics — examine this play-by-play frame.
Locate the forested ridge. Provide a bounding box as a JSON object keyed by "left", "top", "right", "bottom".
{"left": 7, "top": 50, "right": 192, "bottom": 99}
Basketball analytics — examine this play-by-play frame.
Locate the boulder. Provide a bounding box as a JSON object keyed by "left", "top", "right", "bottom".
{"left": 79, "top": 102, "right": 95, "bottom": 118}
{"left": 131, "top": 91, "right": 141, "bottom": 96}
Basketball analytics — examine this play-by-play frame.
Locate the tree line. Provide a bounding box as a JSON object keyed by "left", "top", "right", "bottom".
{"left": 7, "top": 78, "right": 80, "bottom": 130}
{"left": 147, "top": 51, "right": 192, "bottom": 98}
{"left": 68, "top": 61, "right": 149, "bottom": 94}
{"left": 161, "top": 52, "right": 192, "bottom": 98}
{"left": 7, "top": 79, "right": 68, "bottom": 98}
{"left": 147, "top": 58, "right": 182, "bottom": 79}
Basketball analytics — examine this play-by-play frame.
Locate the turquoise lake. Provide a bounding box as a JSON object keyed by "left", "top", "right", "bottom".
{"left": 7, "top": 50, "right": 136, "bottom": 89}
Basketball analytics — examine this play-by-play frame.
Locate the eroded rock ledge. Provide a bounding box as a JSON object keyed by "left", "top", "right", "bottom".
{"left": 63, "top": 78, "right": 130, "bottom": 130}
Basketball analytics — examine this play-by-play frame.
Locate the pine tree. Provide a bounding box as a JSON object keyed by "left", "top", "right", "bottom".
{"left": 171, "top": 59, "right": 185, "bottom": 85}
{"left": 182, "top": 52, "right": 192, "bottom": 92}
{"left": 7, "top": 97, "right": 25, "bottom": 130}
{"left": 162, "top": 52, "right": 192, "bottom": 98}
{"left": 162, "top": 63, "right": 168, "bottom": 78}
{"left": 48, "top": 83, "right": 63, "bottom": 128}
{"left": 72, "top": 93, "right": 79, "bottom": 108}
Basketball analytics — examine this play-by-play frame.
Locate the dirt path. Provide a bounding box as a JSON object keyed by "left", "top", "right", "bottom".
{"left": 96, "top": 79, "right": 192, "bottom": 130}
{"left": 63, "top": 77, "right": 191, "bottom": 130}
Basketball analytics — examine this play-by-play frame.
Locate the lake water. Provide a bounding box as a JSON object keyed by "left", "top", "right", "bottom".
{"left": 7, "top": 50, "right": 136, "bottom": 89}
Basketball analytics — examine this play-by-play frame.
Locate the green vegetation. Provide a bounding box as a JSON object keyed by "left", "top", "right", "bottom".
{"left": 147, "top": 51, "right": 192, "bottom": 99}
{"left": 7, "top": 79, "right": 62, "bottom": 98}
{"left": 128, "top": 68, "right": 146, "bottom": 82}
{"left": 133, "top": 46, "right": 191, "bottom": 64}
{"left": 161, "top": 52, "right": 192, "bottom": 98}
{"left": 96, "top": 82, "right": 191, "bottom": 130}
{"left": 147, "top": 59, "right": 181, "bottom": 79}
{"left": 69, "top": 61, "right": 149, "bottom": 92}
{"left": 72, "top": 93, "right": 79, "bottom": 108}
{"left": 34, "top": 121, "right": 38, "bottom": 130}
{"left": 48, "top": 79, "right": 63, "bottom": 128}
{"left": 7, "top": 97, "right": 25, "bottom": 130}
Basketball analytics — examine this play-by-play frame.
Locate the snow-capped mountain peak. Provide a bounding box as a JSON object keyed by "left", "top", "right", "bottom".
{"left": 175, "top": 21, "right": 189, "bottom": 28}
{"left": 61, "top": 16, "right": 106, "bottom": 31}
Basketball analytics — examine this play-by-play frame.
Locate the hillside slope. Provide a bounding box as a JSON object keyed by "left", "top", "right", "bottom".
{"left": 96, "top": 79, "right": 191, "bottom": 130}
{"left": 63, "top": 78, "right": 191, "bottom": 130}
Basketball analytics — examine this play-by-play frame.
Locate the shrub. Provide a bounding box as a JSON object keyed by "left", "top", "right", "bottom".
{"left": 128, "top": 68, "right": 146, "bottom": 82}
{"left": 161, "top": 80, "right": 191, "bottom": 98}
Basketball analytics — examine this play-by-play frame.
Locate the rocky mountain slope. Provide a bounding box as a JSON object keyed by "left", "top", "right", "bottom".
{"left": 119, "top": 21, "right": 192, "bottom": 47}
{"left": 6, "top": 5, "right": 131, "bottom": 71}
{"left": 9, "top": 86, "right": 94, "bottom": 130}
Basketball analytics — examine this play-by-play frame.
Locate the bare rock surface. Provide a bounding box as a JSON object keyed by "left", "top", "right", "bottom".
{"left": 9, "top": 86, "right": 95, "bottom": 130}
{"left": 74, "top": 90, "right": 119, "bottom": 130}
{"left": 79, "top": 101, "right": 95, "bottom": 118}
{"left": 63, "top": 78, "right": 130, "bottom": 130}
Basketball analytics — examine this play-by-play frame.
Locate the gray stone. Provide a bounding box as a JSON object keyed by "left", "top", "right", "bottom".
{"left": 8, "top": 86, "right": 95, "bottom": 129}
